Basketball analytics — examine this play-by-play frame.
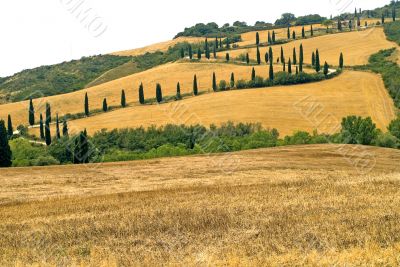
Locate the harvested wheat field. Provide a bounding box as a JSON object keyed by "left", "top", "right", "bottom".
{"left": 40, "top": 71, "right": 395, "bottom": 137}
{"left": 111, "top": 36, "right": 204, "bottom": 57}
{"left": 1, "top": 144, "right": 400, "bottom": 265}
{"left": 0, "top": 63, "right": 283, "bottom": 126}
{"left": 222, "top": 27, "right": 395, "bottom": 66}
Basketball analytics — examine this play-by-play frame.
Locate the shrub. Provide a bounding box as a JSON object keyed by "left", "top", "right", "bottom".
{"left": 236, "top": 79, "right": 247, "bottom": 89}
{"left": 340, "top": 116, "right": 377, "bottom": 145}
{"left": 375, "top": 132, "right": 399, "bottom": 148}
{"left": 219, "top": 80, "right": 227, "bottom": 91}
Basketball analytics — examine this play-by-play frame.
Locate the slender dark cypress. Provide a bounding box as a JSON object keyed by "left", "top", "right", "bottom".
{"left": 62, "top": 120, "right": 69, "bottom": 137}
{"left": 269, "top": 60, "right": 274, "bottom": 81}
{"left": 269, "top": 47, "right": 273, "bottom": 63}
{"left": 256, "top": 46, "right": 261, "bottom": 65}
{"left": 102, "top": 98, "right": 108, "bottom": 112}
{"left": 193, "top": 75, "right": 198, "bottom": 96}
{"left": 56, "top": 113, "right": 60, "bottom": 139}
{"left": 246, "top": 53, "right": 250, "bottom": 64}
{"left": 29, "top": 98, "right": 35, "bottom": 126}
{"left": 315, "top": 49, "right": 321, "bottom": 72}
{"left": 339, "top": 52, "right": 344, "bottom": 69}
{"left": 265, "top": 52, "right": 269, "bottom": 63}
{"left": 39, "top": 114, "right": 44, "bottom": 140}
{"left": 156, "top": 83, "right": 163, "bottom": 103}
{"left": 188, "top": 45, "right": 193, "bottom": 59}
{"left": 7, "top": 115, "right": 13, "bottom": 139}
{"left": 226, "top": 53, "right": 230, "bottom": 62}
{"left": 45, "top": 104, "right": 51, "bottom": 146}
{"left": 251, "top": 67, "right": 256, "bottom": 81}
{"left": 121, "top": 90, "right": 126, "bottom": 107}
{"left": 293, "top": 48, "right": 297, "bottom": 65}
{"left": 212, "top": 72, "right": 217, "bottom": 92}
{"left": 176, "top": 82, "right": 181, "bottom": 100}
{"left": 84, "top": 92, "right": 89, "bottom": 117}
{"left": 0, "top": 120, "right": 12, "bottom": 168}
{"left": 299, "top": 44, "right": 304, "bottom": 72}
{"left": 256, "top": 32, "right": 260, "bottom": 45}
{"left": 139, "top": 83, "right": 145, "bottom": 104}
{"left": 230, "top": 73, "right": 235, "bottom": 88}
{"left": 288, "top": 59, "right": 292, "bottom": 74}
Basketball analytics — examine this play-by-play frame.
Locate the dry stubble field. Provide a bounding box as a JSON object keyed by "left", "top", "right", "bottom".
{"left": 1, "top": 144, "right": 400, "bottom": 265}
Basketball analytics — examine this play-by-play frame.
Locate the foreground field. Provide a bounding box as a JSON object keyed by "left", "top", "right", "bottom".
{"left": 1, "top": 144, "right": 400, "bottom": 265}
{"left": 40, "top": 71, "right": 395, "bottom": 137}
{"left": 0, "top": 63, "right": 282, "bottom": 126}
{"left": 222, "top": 27, "right": 395, "bottom": 66}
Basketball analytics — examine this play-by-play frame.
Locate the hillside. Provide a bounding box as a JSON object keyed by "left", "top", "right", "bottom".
{"left": 32, "top": 71, "right": 395, "bottom": 137}
{"left": 1, "top": 144, "right": 400, "bottom": 265}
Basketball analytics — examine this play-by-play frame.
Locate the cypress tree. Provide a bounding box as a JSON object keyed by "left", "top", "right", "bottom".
{"left": 180, "top": 47, "right": 184, "bottom": 58}
{"left": 315, "top": 49, "right": 321, "bottom": 72}
{"left": 45, "top": 105, "right": 51, "bottom": 146}
{"left": 197, "top": 48, "right": 202, "bottom": 59}
{"left": 280, "top": 47, "right": 285, "bottom": 63}
{"left": 215, "top": 37, "right": 219, "bottom": 49}
{"left": 0, "top": 120, "right": 12, "bottom": 168}
{"left": 84, "top": 92, "right": 89, "bottom": 117}
{"left": 212, "top": 72, "right": 217, "bottom": 92}
{"left": 382, "top": 13, "right": 385, "bottom": 24}
{"left": 299, "top": 44, "right": 304, "bottom": 72}
{"left": 269, "top": 47, "right": 273, "bottom": 63}
{"left": 83, "top": 129, "right": 89, "bottom": 163}
{"left": 323, "top": 61, "right": 329, "bottom": 76}
{"left": 189, "top": 45, "right": 193, "bottom": 59}
{"left": 246, "top": 53, "right": 250, "bottom": 64}
{"left": 7, "top": 115, "right": 13, "bottom": 139}
{"left": 393, "top": 5, "right": 396, "bottom": 22}
{"left": 293, "top": 48, "right": 297, "bottom": 65}
{"left": 226, "top": 53, "right": 230, "bottom": 62}
{"left": 268, "top": 31, "right": 272, "bottom": 44}
{"left": 219, "top": 38, "right": 222, "bottom": 48}
{"left": 256, "top": 46, "right": 261, "bottom": 65}
{"left": 251, "top": 67, "right": 256, "bottom": 81}
{"left": 339, "top": 52, "right": 344, "bottom": 69}
{"left": 56, "top": 113, "right": 60, "bottom": 140}
{"left": 287, "top": 27, "right": 290, "bottom": 39}
{"left": 338, "top": 18, "right": 342, "bottom": 31}
{"left": 139, "top": 83, "right": 145, "bottom": 104}
{"left": 269, "top": 60, "right": 274, "bottom": 81}
{"left": 349, "top": 20, "right": 353, "bottom": 30}
{"left": 62, "top": 120, "right": 68, "bottom": 137}
{"left": 272, "top": 31, "right": 276, "bottom": 43}
{"left": 230, "top": 73, "right": 235, "bottom": 88}
{"left": 156, "top": 83, "right": 163, "bottom": 103}
{"left": 121, "top": 89, "right": 126, "bottom": 107}
{"left": 193, "top": 75, "right": 198, "bottom": 96}
{"left": 213, "top": 46, "right": 217, "bottom": 59}
{"left": 282, "top": 57, "right": 286, "bottom": 72}
{"left": 102, "top": 98, "right": 108, "bottom": 112}
{"left": 39, "top": 114, "right": 44, "bottom": 140}
{"left": 302, "top": 27, "right": 305, "bottom": 38}
{"left": 292, "top": 31, "right": 296, "bottom": 40}
{"left": 265, "top": 52, "right": 269, "bottom": 63}
{"left": 296, "top": 66, "right": 299, "bottom": 75}
{"left": 288, "top": 59, "right": 292, "bottom": 74}
{"left": 256, "top": 32, "right": 260, "bottom": 45}
{"left": 73, "top": 137, "right": 80, "bottom": 164}
{"left": 311, "top": 25, "right": 314, "bottom": 36}
{"left": 226, "top": 38, "right": 230, "bottom": 49}
{"left": 28, "top": 98, "right": 35, "bottom": 126}
{"left": 205, "top": 38, "right": 210, "bottom": 59}
{"left": 312, "top": 52, "right": 316, "bottom": 66}
{"left": 176, "top": 82, "right": 182, "bottom": 100}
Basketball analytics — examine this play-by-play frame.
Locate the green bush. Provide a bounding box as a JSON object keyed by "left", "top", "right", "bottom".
{"left": 375, "top": 132, "right": 399, "bottom": 148}
{"left": 219, "top": 80, "right": 227, "bottom": 91}
{"left": 340, "top": 116, "right": 378, "bottom": 145}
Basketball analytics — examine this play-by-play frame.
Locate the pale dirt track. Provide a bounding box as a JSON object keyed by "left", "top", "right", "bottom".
{"left": 36, "top": 71, "right": 395, "bottom": 137}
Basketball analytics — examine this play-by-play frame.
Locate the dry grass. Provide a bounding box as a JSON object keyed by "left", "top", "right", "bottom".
{"left": 1, "top": 144, "right": 400, "bottom": 265}
{"left": 222, "top": 27, "right": 396, "bottom": 66}
{"left": 34, "top": 71, "right": 395, "bottom": 137}
{"left": 0, "top": 62, "right": 280, "bottom": 127}
{"left": 111, "top": 36, "right": 204, "bottom": 57}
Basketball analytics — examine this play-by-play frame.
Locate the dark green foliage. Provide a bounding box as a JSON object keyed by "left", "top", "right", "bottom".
{"left": 269, "top": 60, "right": 274, "bottom": 81}
{"left": 296, "top": 66, "right": 299, "bottom": 75}
{"left": 212, "top": 72, "right": 217, "bottom": 92}
{"left": 156, "top": 83, "right": 163, "bottom": 103}
{"left": 256, "top": 32, "right": 260, "bottom": 45}
{"left": 287, "top": 27, "right": 290, "bottom": 39}
{"left": 251, "top": 68, "right": 256, "bottom": 81}
{"left": 340, "top": 116, "right": 377, "bottom": 145}
{"left": 139, "top": 83, "right": 145, "bottom": 104}
{"left": 226, "top": 53, "right": 230, "bottom": 62}
{"left": 293, "top": 48, "right": 297, "bottom": 65}
{"left": 349, "top": 20, "right": 353, "bottom": 30}
{"left": 225, "top": 38, "right": 230, "bottom": 49}
{"left": 176, "top": 82, "right": 182, "bottom": 100}
{"left": 339, "top": 53, "right": 344, "bottom": 69}
{"left": 102, "top": 98, "right": 108, "bottom": 112}
{"left": 272, "top": 31, "right": 276, "bottom": 43}
{"left": 338, "top": 18, "right": 342, "bottom": 31}
{"left": 215, "top": 37, "right": 219, "bottom": 49}
{"left": 188, "top": 45, "right": 193, "bottom": 59}
{"left": 45, "top": 104, "right": 51, "bottom": 146}
{"left": 7, "top": 115, "right": 13, "bottom": 138}
{"left": 213, "top": 46, "right": 217, "bottom": 59}
{"left": 312, "top": 51, "right": 316, "bottom": 66}
{"left": 292, "top": 31, "right": 296, "bottom": 40}
{"left": 384, "top": 21, "right": 400, "bottom": 45}
{"left": 280, "top": 47, "right": 285, "bottom": 63}
{"left": 0, "top": 55, "right": 131, "bottom": 102}
{"left": 282, "top": 57, "right": 286, "bottom": 72}
{"left": 315, "top": 49, "right": 321, "bottom": 72}
{"left": 84, "top": 93, "right": 89, "bottom": 116}
{"left": 197, "top": 48, "right": 202, "bottom": 59}
{"left": 39, "top": 114, "right": 44, "bottom": 140}
{"left": 302, "top": 27, "right": 305, "bottom": 38}
{"left": 256, "top": 46, "right": 261, "bottom": 65}
{"left": 56, "top": 114, "right": 61, "bottom": 139}
{"left": 323, "top": 61, "right": 329, "bottom": 76}
{"left": 265, "top": 52, "right": 269, "bottom": 63}
{"left": 382, "top": 13, "right": 385, "bottom": 24}
{"left": 0, "top": 120, "right": 12, "bottom": 167}
{"left": 246, "top": 53, "right": 250, "bottom": 64}
{"left": 311, "top": 24, "right": 314, "bottom": 36}
{"left": 180, "top": 47, "right": 184, "bottom": 58}
{"left": 268, "top": 32, "right": 272, "bottom": 44}
{"left": 28, "top": 98, "right": 35, "bottom": 126}
{"left": 295, "top": 14, "right": 326, "bottom": 25}
{"left": 121, "top": 90, "right": 126, "bottom": 107}
{"left": 275, "top": 13, "right": 296, "bottom": 26}
{"left": 288, "top": 59, "right": 292, "bottom": 74}
{"left": 73, "top": 130, "right": 90, "bottom": 164}
{"left": 193, "top": 75, "right": 198, "bottom": 96}
{"left": 205, "top": 38, "right": 210, "bottom": 59}
{"left": 62, "top": 120, "right": 69, "bottom": 137}
{"left": 299, "top": 44, "right": 304, "bottom": 72}
{"left": 393, "top": 4, "right": 396, "bottom": 21}
{"left": 230, "top": 73, "right": 235, "bottom": 88}
{"left": 269, "top": 47, "right": 273, "bottom": 63}
{"left": 219, "top": 80, "right": 227, "bottom": 91}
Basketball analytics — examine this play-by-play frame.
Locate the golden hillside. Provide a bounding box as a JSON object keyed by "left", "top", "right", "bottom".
{"left": 34, "top": 71, "right": 395, "bottom": 137}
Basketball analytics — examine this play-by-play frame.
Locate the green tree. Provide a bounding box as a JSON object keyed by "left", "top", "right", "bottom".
{"left": 213, "top": 46, "right": 217, "bottom": 59}
{"left": 28, "top": 98, "right": 35, "bottom": 126}
{"left": 62, "top": 120, "right": 69, "bottom": 137}
{"left": 292, "top": 31, "right": 296, "bottom": 40}
{"left": 269, "top": 47, "right": 273, "bottom": 63}
{"left": 382, "top": 13, "right": 385, "bottom": 24}
{"left": 256, "top": 32, "right": 260, "bottom": 45}
{"left": 246, "top": 53, "right": 250, "bottom": 64}
{"left": 180, "top": 47, "right": 184, "bottom": 58}
{"left": 0, "top": 120, "right": 12, "bottom": 167}
{"left": 312, "top": 51, "right": 316, "bottom": 66}
{"left": 296, "top": 66, "right": 299, "bottom": 75}
{"left": 282, "top": 57, "right": 286, "bottom": 71}
{"left": 193, "top": 75, "right": 198, "bottom": 96}
{"left": 121, "top": 89, "right": 126, "bottom": 107}
{"left": 256, "top": 46, "right": 261, "bottom": 65}
{"left": 269, "top": 60, "right": 274, "bottom": 81}
{"left": 338, "top": 18, "right": 342, "bottom": 31}
{"left": 212, "top": 72, "right": 217, "bottom": 92}
{"left": 388, "top": 117, "right": 400, "bottom": 139}
{"left": 197, "top": 48, "right": 202, "bottom": 59}
{"left": 272, "top": 31, "right": 276, "bottom": 43}
{"left": 39, "top": 114, "right": 44, "bottom": 140}
{"left": 139, "top": 83, "right": 145, "bottom": 104}
{"left": 293, "top": 48, "right": 297, "bottom": 65}
{"left": 265, "top": 52, "right": 269, "bottom": 63}
{"left": 288, "top": 59, "right": 292, "bottom": 74}
{"left": 341, "top": 116, "right": 377, "bottom": 145}
{"left": 176, "top": 82, "right": 182, "bottom": 100}
{"left": 280, "top": 47, "right": 285, "bottom": 63}
{"left": 315, "top": 49, "right": 321, "bottom": 72}
{"left": 188, "top": 45, "right": 193, "bottom": 59}
{"left": 7, "top": 115, "right": 13, "bottom": 139}
{"left": 84, "top": 92, "right": 89, "bottom": 117}
{"left": 56, "top": 113, "right": 61, "bottom": 139}
{"left": 230, "top": 73, "right": 235, "bottom": 88}
{"left": 323, "top": 61, "right": 329, "bottom": 76}
{"left": 205, "top": 38, "right": 210, "bottom": 59}
{"left": 393, "top": 4, "right": 396, "bottom": 22}
{"left": 251, "top": 67, "right": 256, "bottom": 81}
{"left": 103, "top": 98, "right": 108, "bottom": 112}
{"left": 226, "top": 53, "right": 230, "bottom": 62}
{"left": 268, "top": 31, "right": 272, "bottom": 44}
{"left": 226, "top": 38, "right": 230, "bottom": 49}
{"left": 339, "top": 52, "right": 344, "bottom": 69}
{"left": 45, "top": 104, "right": 51, "bottom": 146}
{"left": 349, "top": 20, "right": 353, "bottom": 30}
{"left": 215, "top": 37, "right": 219, "bottom": 49}
{"left": 302, "top": 26, "right": 305, "bottom": 38}
{"left": 156, "top": 83, "right": 163, "bottom": 103}
{"left": 287, "top": 27, "right": 290, "bottom": 39}
{"left": 311, "top": 24, "right": 314, "bottom": 36}
{"left": 45, "top": 102, "right": 51, "bottom": 123}
{"left": 299, "top": 44, "right": 304, "bottom": 72}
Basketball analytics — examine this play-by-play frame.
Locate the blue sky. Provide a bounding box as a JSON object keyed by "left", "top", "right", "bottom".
{"left": 0, "top": 0, "right": 390, "bottom": 76}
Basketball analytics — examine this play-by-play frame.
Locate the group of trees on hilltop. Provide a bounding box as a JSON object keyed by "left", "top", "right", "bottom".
{"left": 275, "top": 13, "right": 326, "bottom": 26}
